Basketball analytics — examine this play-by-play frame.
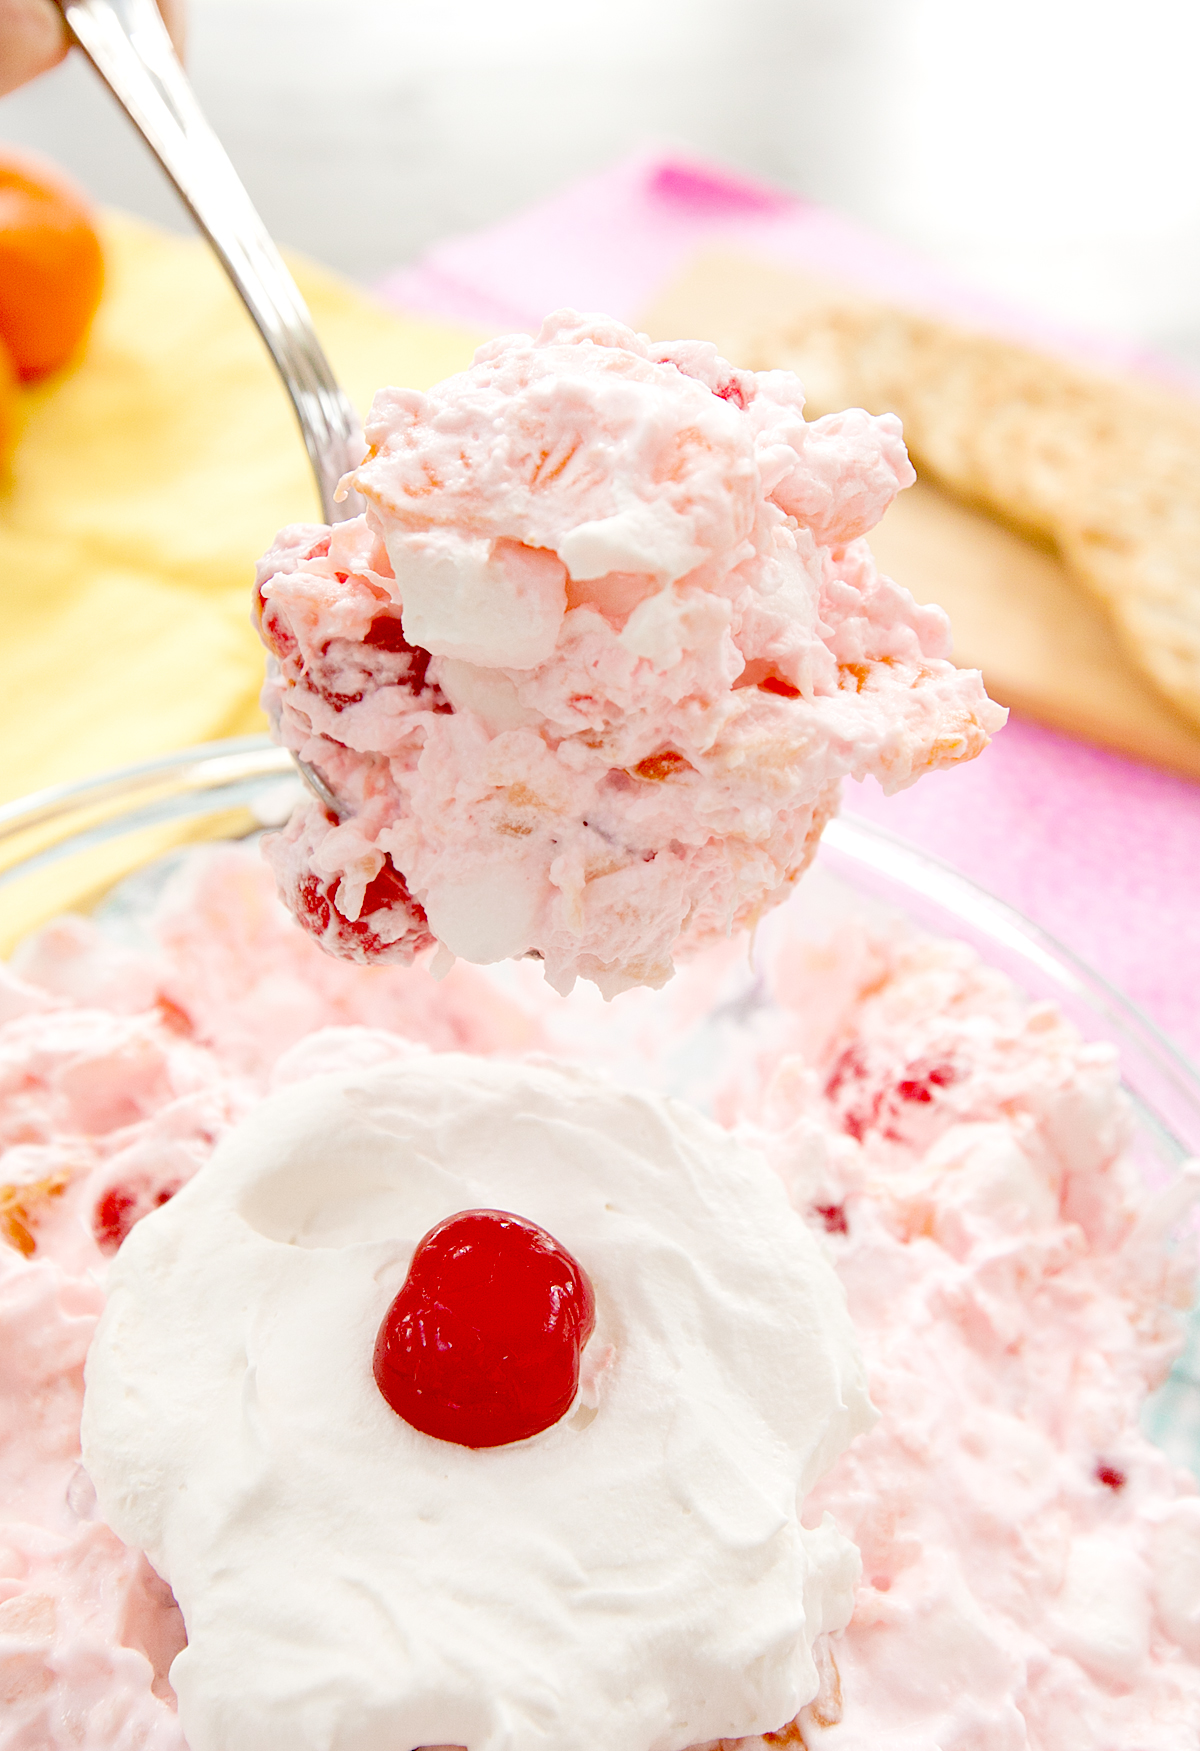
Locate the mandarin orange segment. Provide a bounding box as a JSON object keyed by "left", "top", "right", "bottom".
{"left": 0, "top": 151, "right": 104, "bottom": 380}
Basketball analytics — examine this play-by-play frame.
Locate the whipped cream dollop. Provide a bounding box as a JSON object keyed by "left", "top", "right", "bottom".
{"left": 256, "top": 310, "right": 1004, "bottom": 996}
{"left": 81, "top": 1054, "right": 873, "bottom": 1751}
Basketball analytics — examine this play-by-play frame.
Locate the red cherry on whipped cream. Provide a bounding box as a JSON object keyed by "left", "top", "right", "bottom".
{"left": 373, "top": 1208, "right": 596, "bottom": 1448}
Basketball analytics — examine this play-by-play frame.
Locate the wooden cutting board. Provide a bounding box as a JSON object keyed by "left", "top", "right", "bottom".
{"left": 642, "top": 253, "right": 1200, "bottom": 781}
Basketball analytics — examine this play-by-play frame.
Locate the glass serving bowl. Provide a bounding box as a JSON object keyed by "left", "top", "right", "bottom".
{"left": 2, "top": 734, "right": 1199, "bottom": 1471}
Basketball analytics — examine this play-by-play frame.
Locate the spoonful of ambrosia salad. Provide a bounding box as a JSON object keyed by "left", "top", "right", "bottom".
{"left": 254, "top": 310, "right": 1004, "bottom": 997}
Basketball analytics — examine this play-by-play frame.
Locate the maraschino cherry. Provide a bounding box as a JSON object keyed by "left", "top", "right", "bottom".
{"left": 373, "top": 1209, "right": 596, "bottom": 1449}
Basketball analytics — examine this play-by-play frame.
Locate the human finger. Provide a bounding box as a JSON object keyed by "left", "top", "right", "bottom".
{"left": 0, "top": 0, "right": 68, "bottom": 99}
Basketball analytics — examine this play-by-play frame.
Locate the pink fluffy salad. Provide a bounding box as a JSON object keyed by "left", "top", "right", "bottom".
{"left": 1, "top": 845, "right": 1198, "bottom": 1748}
{"left": 255, "top": 311, "right": 1004, "bottom": 997}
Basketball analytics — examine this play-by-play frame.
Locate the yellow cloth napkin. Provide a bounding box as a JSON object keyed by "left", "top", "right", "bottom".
{"left": 0, "top": 210, "right": 482, "bottom": 807}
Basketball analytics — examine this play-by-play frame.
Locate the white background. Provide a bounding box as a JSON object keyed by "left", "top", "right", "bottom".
{"left": 1, "top": 0, "right": 1198, "bottom": 364}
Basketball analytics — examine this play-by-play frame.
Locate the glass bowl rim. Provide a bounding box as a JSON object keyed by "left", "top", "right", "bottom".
{"left": 2, "top": 732, "right": 1198, "bottom": 1155}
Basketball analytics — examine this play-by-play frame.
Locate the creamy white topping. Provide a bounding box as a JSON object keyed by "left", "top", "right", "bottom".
{"left": 82, "top": 1055, "right": 873, "bottom": 1751}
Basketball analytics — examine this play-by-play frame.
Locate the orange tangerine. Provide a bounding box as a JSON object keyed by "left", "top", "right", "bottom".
{"left": 0, "top": 149, "right": 104, "bottom": 381}
{"left": 0, "top": 329, "right": 19, "bottom": 463}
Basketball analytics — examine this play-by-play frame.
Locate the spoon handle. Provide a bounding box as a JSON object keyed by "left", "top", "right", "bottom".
{"left": 59, "top": 0, "right": 363, "bottom": 523}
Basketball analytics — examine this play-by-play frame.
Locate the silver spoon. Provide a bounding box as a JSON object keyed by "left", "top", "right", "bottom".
{"left": 58, "top": 0, "right": 357, "bottom": 816}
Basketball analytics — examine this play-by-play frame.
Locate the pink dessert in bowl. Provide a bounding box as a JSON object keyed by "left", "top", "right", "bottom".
{"left": 1, "top": 784, "right": 1198, "bottom": 1749}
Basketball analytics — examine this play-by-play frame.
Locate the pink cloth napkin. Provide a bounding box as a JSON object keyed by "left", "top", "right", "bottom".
{"left": 375, "top": 152, "right": 1200, "bottom": 1068}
